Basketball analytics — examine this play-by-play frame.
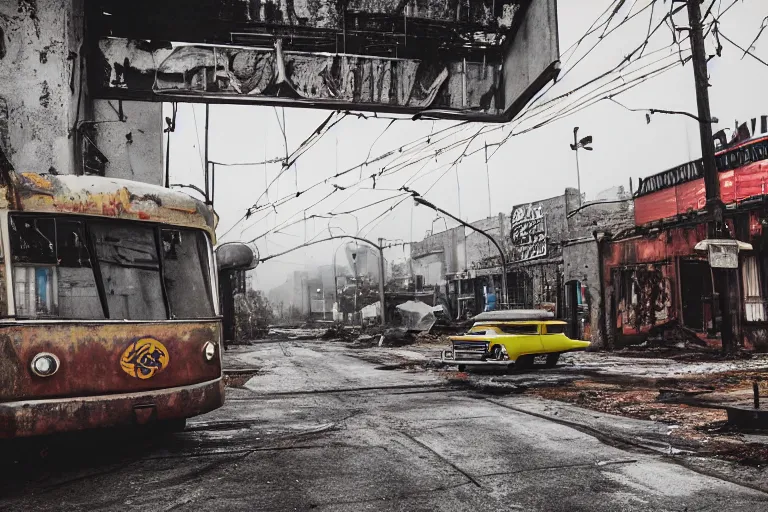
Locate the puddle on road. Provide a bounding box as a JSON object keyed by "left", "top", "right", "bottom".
{"left": 224, "top": 369, "right": 261, "bottom": 388}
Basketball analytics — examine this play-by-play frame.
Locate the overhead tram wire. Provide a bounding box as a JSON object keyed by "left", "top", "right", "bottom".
{"left": 718, "top": 30, "right": 768, "bottom": 68}
{"left": 252, "top": 151, "right": 450, "bottom": 247}
{"left": 255, "top": 1, "right": 752, "bottom": 258}
{"left": 221, "top": 1, "right": 695, "bottom": 242}
{"left": 488, "top": 43, "right": 688, "bottom": 159}
{"left": 230, "top": 22, "right": 664, "bottom": 237}
{"left": 262, "top": 46, "right": 685, "bottom": 226}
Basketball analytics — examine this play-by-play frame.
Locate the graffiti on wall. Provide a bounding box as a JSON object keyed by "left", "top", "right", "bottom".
{"left": 510, "top": 203, "right": 547, "bottom": 262}
{"left": 617, "top": 266, "right": 672, "bottom": 332}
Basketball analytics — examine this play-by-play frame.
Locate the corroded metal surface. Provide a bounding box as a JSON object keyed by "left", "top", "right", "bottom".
{"left": 87, "top": 0, "right": 560, "bottom": 121}
{"left": 3, "top": 172, "right": 216, "bottom": 240}
{"left": 0, "top": 378, "right": 224, "bottom": 438}
{"left": 0, "top": 321, "right": 222, "bottom": 402}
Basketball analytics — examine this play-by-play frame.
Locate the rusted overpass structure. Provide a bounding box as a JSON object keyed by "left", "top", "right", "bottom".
{"left": 0, "top": 0, "right": 559, "bottom": 182}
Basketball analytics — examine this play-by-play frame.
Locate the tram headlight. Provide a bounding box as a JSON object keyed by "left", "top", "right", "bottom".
{"left": 31, "top": 353, "right": 59, "bottom": 377}
{"left": 203, "top": 342, "right": 216, "bottom": 362}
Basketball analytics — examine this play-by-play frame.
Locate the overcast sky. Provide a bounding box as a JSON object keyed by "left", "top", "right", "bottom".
{"left": 167, "top": 0, "right": 768, "bottom": 293}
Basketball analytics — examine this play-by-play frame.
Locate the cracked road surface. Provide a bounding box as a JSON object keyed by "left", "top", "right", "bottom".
{"left": 1, "top": 340, "right": 766, "bottom": 511}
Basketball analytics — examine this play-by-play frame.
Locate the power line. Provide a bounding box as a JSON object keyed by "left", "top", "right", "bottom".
{"left": 218, "top": 0, "right": 719, "bottom": 247}
{"left": 718, "top": 29, "right": 768, "bottom": 67}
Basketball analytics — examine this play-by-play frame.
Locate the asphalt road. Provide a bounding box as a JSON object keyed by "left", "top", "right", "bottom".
{"left": 1, "top": 339, "right": 766, "bottom": 511}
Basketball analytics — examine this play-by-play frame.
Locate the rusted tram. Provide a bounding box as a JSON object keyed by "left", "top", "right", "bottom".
{"left": 0, "top": 171, "right": 244, "bottom": 437}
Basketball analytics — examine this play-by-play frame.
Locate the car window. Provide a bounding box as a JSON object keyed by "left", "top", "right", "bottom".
{"left": 544, "top": 324, "right": 567, "bottom": 334}
{"left": 498, "top": 324, "right": 539, "bottom": 335}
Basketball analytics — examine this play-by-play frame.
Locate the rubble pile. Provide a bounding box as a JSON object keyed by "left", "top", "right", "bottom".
{"left": 321, "top": 323, "right": 356, "bottom": 341}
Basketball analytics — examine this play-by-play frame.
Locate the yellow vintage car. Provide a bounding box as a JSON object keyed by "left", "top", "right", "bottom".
{"left": 441, "top": 310, "right": 590, "bottom": 371}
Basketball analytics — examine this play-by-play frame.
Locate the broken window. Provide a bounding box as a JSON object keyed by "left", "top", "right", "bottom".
{"left": 544, "top": 324, "right": 566, "bottom": 334}
{"left": 90, "top": 222, "right": 166, "bottom": 320}
{"left": 742, "top": 255, "right": 767, "bottom": 322}
{"left": 10, "top": 215, "right": 216, "bottom": 321}
{"left": 161, "top": 228, "right": 214, "bottom": 319}
{"left": 618, "top": 265, "right": 671, "bottom": 330}
{"left": 10, "top": 216, "right": 104, "bottom": 319}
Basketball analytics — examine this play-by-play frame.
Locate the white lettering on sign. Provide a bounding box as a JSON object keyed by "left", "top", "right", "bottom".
{"left": 510, "top": 203, "right": 547, "bottom": 262}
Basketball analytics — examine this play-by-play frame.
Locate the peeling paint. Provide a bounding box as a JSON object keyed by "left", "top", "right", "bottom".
{"left": 17, "top": 0, "right": 40, "bottom": 38}
{"left": 37, "top": 79, "right": 50, "bottom": 107}
{"left": 3, "top": 172, "right": 217, "bottom": 240}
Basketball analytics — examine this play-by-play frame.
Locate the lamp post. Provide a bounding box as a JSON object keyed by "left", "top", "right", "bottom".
{"left": 413, "top": 196, "right": 508, "bottom": 309}
{"left": 332, "top": 242, "right": 346, "bottom": 321}
{"left": 569, "top": 127, "right": 593, "bottom": 206}
{"left": 351, "top": 250, "right": 359, "bottom": 326}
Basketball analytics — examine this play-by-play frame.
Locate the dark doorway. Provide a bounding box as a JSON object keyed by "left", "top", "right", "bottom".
{"left": 564, "top": 280, "right": 580, "bottom": 339}
{"left": 680, "top": 259, "right": 712, "bottom": 332}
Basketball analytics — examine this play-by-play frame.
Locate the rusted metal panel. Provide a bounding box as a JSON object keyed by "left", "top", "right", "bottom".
{"left": 0, "top": 378, "right": 224, "bottom": 438}
{"left": 635, "top": 164, "right": 768, "bottom": 226}
{"left": 634, "top": 136, "right": 768, "bottom": 226}
{"left": 676, "top": 179, "right": 706, "bottom": 214}
{"left": 634, "top": 188, "right": 676, "bottom": 226}
{"left": 2, "top": 172, "right": 216, "bottom": 240}
{"left": 86, "top": 0, "right": 560, "bottom": 121}
{"left": 0, "top": 321, "right": 222, "bottom": 402}
{"left": 604, "top": 225, "right": 707, "bottom": 269}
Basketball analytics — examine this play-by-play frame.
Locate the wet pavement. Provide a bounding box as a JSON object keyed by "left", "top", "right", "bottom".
{"left": 1, "top": 339, "right": 767, "bottom": 511}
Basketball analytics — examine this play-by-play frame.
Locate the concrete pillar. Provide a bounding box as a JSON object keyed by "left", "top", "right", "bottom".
{"left": 0, "top": 1, "right": 164, "bottom": 184}
{"left": 92, "top": 100, "right": 164, "bottom": 185}
{"left": 0, "top": 0, "right": 84, "bottom": 174}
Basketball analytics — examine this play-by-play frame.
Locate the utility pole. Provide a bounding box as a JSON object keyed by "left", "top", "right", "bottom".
{"left": 352, "top": 250, "right": 359, "bottom": 326}
{"left": 378, "top": 238, "right": 387, "bottom": 326}
{"left": 687, "top": 0, "right": 736, "bottom": 354}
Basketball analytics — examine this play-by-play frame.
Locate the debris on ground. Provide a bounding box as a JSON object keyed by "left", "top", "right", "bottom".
{"left": 268, "top": 327, "right": 328, "bottom": 340}
{"left": 396, "top": 300, "right": 437, "bottom": 332}
{"left": 526, "top": 370, "right": 768, "bottom": 467}
{"left": 321, "top": 323, "right": 356, "bottom": 341}
{"left": 707, "top": 441, "right": 768, "bottom": 467}
{"left": 381, "top": 328, "right": 416, "bottom": 346}
{"left": 223, "top": 368, "right": 261, "bottom": 388}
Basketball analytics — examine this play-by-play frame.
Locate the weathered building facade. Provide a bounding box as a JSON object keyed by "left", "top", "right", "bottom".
{"left": 0, "top": 1, "right": 164, "bottom": 182}
{"left": 603, "top": 123, "right": 768, "bottom": 351}
{"left": 408, "top": 187, "right": 633, "bottom": 346}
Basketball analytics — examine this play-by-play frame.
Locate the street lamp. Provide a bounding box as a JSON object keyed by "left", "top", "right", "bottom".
{"left": 569, "top": 127, "right": 593, "bottom": 206}
{"left": 413, "top": 195, "right": 508, "bottom": 308}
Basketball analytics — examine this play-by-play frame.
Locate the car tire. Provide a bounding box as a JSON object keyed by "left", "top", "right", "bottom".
{"left": 515, "top": 355, "right": 534, "bottom": 370}
{"left": 545, "top": 353, "right": 560, "bottom": 368}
